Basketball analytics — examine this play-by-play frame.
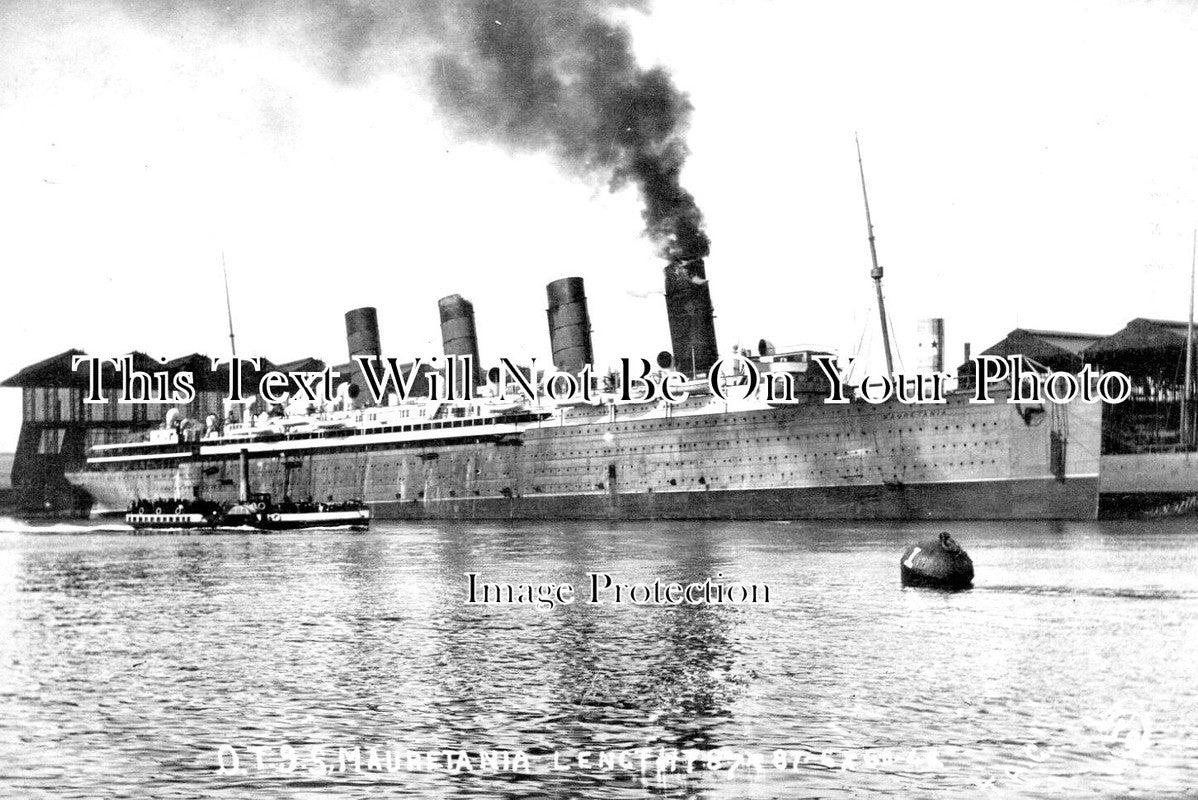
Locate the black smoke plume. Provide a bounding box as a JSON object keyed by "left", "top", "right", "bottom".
{"left": 427, "top": 1, "right": 710, "bottom": 265}
{"left": 126, "top": 0, "right": 709, "bottom": 266}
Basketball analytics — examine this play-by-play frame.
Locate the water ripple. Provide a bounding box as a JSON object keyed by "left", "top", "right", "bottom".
{"left": 0, "top": 519, "right": 1194, "bottom": 797}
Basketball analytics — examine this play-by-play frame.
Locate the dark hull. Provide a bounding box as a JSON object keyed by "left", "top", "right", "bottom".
{"left": 1099, "top": 492, "right": 1198, "bottom": 518}
{"left": 367, "top": 476, "right": 1100, "bottom": 521}
{"left": 253, "top": 519, "right": 370, "bottom": 531}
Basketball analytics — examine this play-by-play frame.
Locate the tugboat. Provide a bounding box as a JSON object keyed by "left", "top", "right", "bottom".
{"left": 124, "top": 450, "right": 371, "bottom": 532}
{"left": 221, "top": 493, "right": 372, "bottom": 531}
{"left": 124, "top": 494, "right": 371, "bottom": 532}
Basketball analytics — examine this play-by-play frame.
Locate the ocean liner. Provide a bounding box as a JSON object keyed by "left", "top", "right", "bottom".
{"left": 68, "top": 331, "right": 1101, "bottom": 521}
{"left": 56, "top": 146, "right": 1107, "bottom": 521}
{"left": 64, "top": 195, "right": 1104, "bottom": 521}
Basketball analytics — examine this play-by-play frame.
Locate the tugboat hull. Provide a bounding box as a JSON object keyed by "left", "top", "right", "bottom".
{"left": 253, "top": 509, "right": 371, "bottom": 531}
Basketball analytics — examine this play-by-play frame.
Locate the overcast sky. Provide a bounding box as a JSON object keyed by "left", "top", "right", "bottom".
{"left": 2, "top": 0, "right": 1198, "bottom": 448}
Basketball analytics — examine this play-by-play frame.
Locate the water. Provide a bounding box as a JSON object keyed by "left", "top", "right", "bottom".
{"left": 0, "top": 518, "right": 1194, "bottom": 798}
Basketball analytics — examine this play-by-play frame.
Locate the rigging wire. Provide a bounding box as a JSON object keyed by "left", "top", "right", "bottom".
{"left": 886, "top": 307, "right": 905, "bottom": 374}
{"left": 846, "top": 306, "right": 874, "bottom": 385}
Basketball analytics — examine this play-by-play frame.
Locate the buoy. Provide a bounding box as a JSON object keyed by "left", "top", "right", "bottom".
{"left": 900, "top": 532, "right": 974, "bottom": 590}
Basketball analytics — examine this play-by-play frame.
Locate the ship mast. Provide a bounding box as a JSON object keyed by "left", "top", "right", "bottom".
{"left": 855, "top": 134, "right": 894, "bottom": 375}
{"left": 222, "top": 253, "right": 241, "bottom": 425}
{"left": 222, "top": 252, "right": 238, "bottom": 358}
{"left": 1184, "top": 231, "right": 1196, "bottom": 449}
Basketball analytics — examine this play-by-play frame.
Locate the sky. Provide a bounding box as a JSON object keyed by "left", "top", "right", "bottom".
{"left": 2, "top": 0, "right": 1198, "bottom": 449}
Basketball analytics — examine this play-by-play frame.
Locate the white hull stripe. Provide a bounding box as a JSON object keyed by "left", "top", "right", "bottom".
{"left": 199, "top": 424, "right": 524, "bottom": 456}
{"left": 267, "top": 512, "right": 371, "bottom": 522}
{"left": 89, "top": 452, "right": 192, "bottom": 464}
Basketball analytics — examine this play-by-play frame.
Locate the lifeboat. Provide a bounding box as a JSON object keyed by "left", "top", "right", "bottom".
{"left": 483, "top": 398, "right": 524, "bottom": 413}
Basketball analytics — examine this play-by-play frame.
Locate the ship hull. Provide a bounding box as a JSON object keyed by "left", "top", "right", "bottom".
{"left": 68, "top": 391, "right": 1104, "bottom": 521}
{"left": 365, "top": 475, "right": 1099, "bottom": 520}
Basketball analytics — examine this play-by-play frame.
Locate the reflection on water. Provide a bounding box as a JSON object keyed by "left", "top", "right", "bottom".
{"left": 0, "top": 517, "right": 1195, "bottom": 798}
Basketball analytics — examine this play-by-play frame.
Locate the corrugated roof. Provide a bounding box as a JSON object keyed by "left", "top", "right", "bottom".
{"left": 274, "top": 357, "right": 327, "bottom": 374}
{"left": 169, "top": 353, "right": 278, "bottom": 391}
{"left": 0, "top": 350, "right": 164, "bottom": 388}
{"left": 1084, "top": 318, "right": 1189, "bottom": 357}
{"left": 1016, "top": 329, "right": 1105, "bottom": 354}
{"left": 1081, "top": 318, "right": 1194, "bottom": 380}
{"left": 2, "top": 351, "right": 281, "bottom": 391}
{"left": 0, "top": 349, "right": 86, "bottom": 387}
{"left": 978, "top": 329, "right": 1100, "bottom": 365}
